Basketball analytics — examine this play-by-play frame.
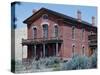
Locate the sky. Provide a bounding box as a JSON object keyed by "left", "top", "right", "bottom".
{"left": 14, "top": 2, "right": 97, "bottom": 29}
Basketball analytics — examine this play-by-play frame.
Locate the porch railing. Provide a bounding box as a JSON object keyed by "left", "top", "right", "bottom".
{"left": 22, "top": 36, "right": 63, "bottom": 45}
{"left": 88, "top": 34, "right": 97, "bottom": 47}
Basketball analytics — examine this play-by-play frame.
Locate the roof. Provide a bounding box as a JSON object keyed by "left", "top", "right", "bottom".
{"left": 23, "top": 7, "right": 97, "bottom": 29}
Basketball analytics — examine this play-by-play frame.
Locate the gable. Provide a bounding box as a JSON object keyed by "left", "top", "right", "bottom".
{"left": 23, "top": 8, "right": 97, "bottom": 31}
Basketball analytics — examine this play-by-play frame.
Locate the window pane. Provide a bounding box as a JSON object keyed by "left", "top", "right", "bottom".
{"left": 72, "top": 45, "right": 75, "bottom": 56}
{"left": 42, "top": 14, "right": 48, "bottom": 19}
{"left": 43, "top": 24, "right": 48, "bottom": 39}
{"left": 54, "top": 25, "right": 58, "bottom": 37}
{"left": 33, "top": 28, "right": 37, "bottom": 39}
{"left": 82, "top": 46, "right": 85, "bottom": 55}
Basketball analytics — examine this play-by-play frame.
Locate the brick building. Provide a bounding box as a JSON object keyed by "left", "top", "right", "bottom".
{"left": 22, "top": 8, "right": 97, "bottom": 60}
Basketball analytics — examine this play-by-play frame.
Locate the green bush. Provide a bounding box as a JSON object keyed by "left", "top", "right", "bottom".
{"left": 14, "top": 51, "right": 97, "bottom": 73}
{"left": 62, "top": 54, "right": 91, "bottom": 70}
{"left": 31, "top": 56, "right": 61, "bottom": 69}
{"left": 90, "top": 51, "right": 97, "bottom": 68}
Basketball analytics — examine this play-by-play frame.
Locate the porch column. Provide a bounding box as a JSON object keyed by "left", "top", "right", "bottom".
{"left": 34, "top": 45, "right": 36, "bottom": 57}
{"left": 56, "top": 43, "right": 58, "bottom": 56}
{"left": 43, "top": 43, "right": 45, "bottom": 57}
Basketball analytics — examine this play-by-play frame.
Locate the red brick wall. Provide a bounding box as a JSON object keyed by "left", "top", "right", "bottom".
{"left": 61, "top": 23, "right": 91, "bottom": 58}
{"left": 27, "top": 14, "right": 61, "bottom": 39}
{"left": 27, "top": 13, "right": 95, "bottom": 59}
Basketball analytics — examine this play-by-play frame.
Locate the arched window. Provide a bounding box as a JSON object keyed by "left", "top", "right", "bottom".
{"left": 72, "top": 26, "right": 75, "bottom": 39}
{"left": 72, "top": 45, "right": 75, "bottom": 57}
{"left": 54, "top": 25, "right": 58, "bottom": 38}
{"left": 32, "top": 27, "right": 37, "bottom": 39}
{"left": 82, "top": 28, "right": 85, "bottom": 40}
{"left": 43, "top": 24, "right": 48, "bottom": 39}
{"left": 42, "top": 14, "right": 48, "bottom": 20}
{"left": 82, "top": 46, "right": 85, "bottom": 55}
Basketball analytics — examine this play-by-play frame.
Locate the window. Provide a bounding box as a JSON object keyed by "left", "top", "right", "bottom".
{"left": 82, "top": 28, "right": 85, "bottom": 40}
{"left": 72, "top": 45, "right": 75, "bottom": 57}
{"left": 72, "top": 26, "right": 75, "bottom": 39}
{"left": 82, "top": 46, "right": 85, "bottom": 55}
{"left": 32, "top": 27, "right": 37, "bottom": 39}
{"left": 54, "top": 25, "right": 58, "bottom": 38}
{"left": 42, "top": 14, "right": 48, "bottom": 20}
{"left": 43, "top": 24, "right": 48, "bottom": 39}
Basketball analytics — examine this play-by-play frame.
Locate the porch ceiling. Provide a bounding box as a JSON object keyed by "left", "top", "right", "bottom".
{"left": 22, "top": 39, "right": 63, "bottom": 45}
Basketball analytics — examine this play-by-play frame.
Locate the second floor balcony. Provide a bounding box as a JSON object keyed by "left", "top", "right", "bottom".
{"left": 88, "top": 34, "right": 97, "bottom": 47}
{"left": 22, "top": 37, "right": 63, "bottom": 45}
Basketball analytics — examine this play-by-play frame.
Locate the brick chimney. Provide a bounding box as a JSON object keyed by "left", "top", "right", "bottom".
{"left": 77, "top": 10, "right": 81, "bottom": 21}
{"left": 32, "top": 9, "right": 37, "bottom": 14}
{"left": 92, "top": 16, "right": 95, "bottom": 26}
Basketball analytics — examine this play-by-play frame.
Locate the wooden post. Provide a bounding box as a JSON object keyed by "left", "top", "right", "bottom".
{"left": 34, "top": 45, "right": 36, "bottom": 57}
{"left": 56, "top": 43, "right": 58, "bottom": 56}
{"left": 43, "top": 43, "right": 45, "bottom": 57}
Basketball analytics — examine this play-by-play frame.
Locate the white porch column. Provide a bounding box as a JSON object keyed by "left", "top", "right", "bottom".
{"left": 34, "top": 45, "right": 36, "bottom": 57}
{"left": 56, "top": 43, "right": 58, "bottom": 56}
{"left": 43, "top": 43, "right": 45, "bottom": 57}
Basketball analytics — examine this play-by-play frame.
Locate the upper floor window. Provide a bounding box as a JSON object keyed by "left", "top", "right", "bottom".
{"left": 32, "top": 27, "right": 37, "bottom": 39}
{"left": 54, "top": 25, "right": 59, "bottom": 38}
{"left": 42, "top": 14, "right": 48, "bottom": 20}
{"left": 43, "top": 24, "right": 48, "bottom": 39}
{"left": 72, "top": 26, "right": 75, "bottom": 39}
{"left": 82, "top": 28, "right": 85, "bottom": 40}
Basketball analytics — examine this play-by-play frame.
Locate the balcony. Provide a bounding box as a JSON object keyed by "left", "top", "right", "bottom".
{"left": 88, "top": 34, "right": 97, "bottom": 47}
{"left": 22, "top": 37, "right": 63, "bottom": 45}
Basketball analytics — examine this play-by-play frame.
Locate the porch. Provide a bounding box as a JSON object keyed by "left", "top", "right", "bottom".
{"left": 88, "top": 34, "right": 97, "bottom": 56}
{"left": 22, "top": 37, "right": 63, "bottom": 59}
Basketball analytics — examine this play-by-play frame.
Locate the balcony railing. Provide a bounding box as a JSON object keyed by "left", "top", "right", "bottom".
{"left": 88, "top": 34, "right": 97, "bottom": 47}
{"left": 88, "top": 34, "right": 97, "bottom": 40}
{"left": 22, "top": 37, "right": 63, "bottom": 45}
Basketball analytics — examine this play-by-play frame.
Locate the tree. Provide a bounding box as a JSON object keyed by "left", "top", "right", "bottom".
{"left": 11, "top": 1, "right": 21, "bottom": 29}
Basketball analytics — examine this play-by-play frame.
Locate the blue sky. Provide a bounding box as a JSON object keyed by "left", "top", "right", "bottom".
{"left": 15, "top": 2, "right": 97, "bottom": 28}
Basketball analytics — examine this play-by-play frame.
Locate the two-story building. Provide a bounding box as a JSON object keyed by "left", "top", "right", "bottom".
{"left": 22, "top": 8, "right": 97, "bottom": 60}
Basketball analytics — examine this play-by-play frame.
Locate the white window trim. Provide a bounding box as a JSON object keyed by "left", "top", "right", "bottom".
{"left": 54, "top": 23, "right": 58, "bottom": 26}
{"left": 42, "top": 14, "right": 48, "bottom": 21}
{"left": 41, "top": 21, "right": 49, "bottom": 38}
{"left": 41, "top": 22, "right": 49, "bottom": 26}
{"left": 32, "top": 26, "right": 37, "bottom": 29}
{"left": 41, "top": 23, "right": 49, "bottom": 38}
{"left": 53, "top": 24, "right": 59, "bottom": 38}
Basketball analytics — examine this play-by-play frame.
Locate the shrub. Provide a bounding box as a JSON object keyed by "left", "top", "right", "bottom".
{"left": 62, "top": 54, "right": 91, "bottom": 70}
{"left": 14, "top": 52, "right": 97, "bottom": 73}
{"left": 31, "top": 56, "right": 61, "bottom": 69}
{"left": 90, "top": 51, "right": 97, "bottom": 68}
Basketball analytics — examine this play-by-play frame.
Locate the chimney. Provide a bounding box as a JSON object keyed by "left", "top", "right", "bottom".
{"left": 92, "top": 16, "right": 95, "bottom": 26}
{"left": 32, "top": 9, "right": 37, "bottom": 14}
{"left": 77, "top": 10, "right": 81, "bottom": 21}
